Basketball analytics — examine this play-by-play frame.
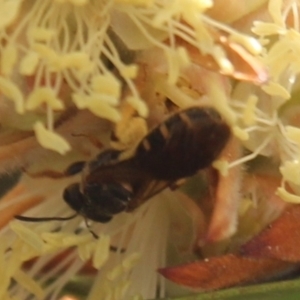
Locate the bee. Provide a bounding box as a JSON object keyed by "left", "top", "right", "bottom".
{"left": 16, "top": 106, "right": 231, "bottom": 225}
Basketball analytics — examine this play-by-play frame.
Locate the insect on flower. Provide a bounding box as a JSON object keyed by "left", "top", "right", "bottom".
{"left": 15, "top": 106, "right": 231, "bottom": 229}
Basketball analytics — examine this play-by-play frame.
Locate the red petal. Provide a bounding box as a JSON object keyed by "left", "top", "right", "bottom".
{"left": 159, "top": 254, "right": 292, "bottom": 290}
{"left": 175, "top": 30, "right": 268, "bottom": 84}
{"left": 206, "top": 137, "right": 242, "bottom": 242}
{"left": 242, "top": 205, "right": 300, "bottom": 262}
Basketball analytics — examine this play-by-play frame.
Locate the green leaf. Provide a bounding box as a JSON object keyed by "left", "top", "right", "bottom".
{"left": 161, "top": 278, "right": 300, "bottom": 300}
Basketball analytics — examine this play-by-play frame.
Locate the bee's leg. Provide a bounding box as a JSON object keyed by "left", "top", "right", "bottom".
{"left": 84, "top": 219, "right": 126, "bottom": 253}
{"left": 71, "top": 133, "right": 103, "bottom": 150}
{"left": 22, "top": 161, "right": 85, "bottom": 179}
{"left": 84, "top": 218, "right": 99, "bottom": 239}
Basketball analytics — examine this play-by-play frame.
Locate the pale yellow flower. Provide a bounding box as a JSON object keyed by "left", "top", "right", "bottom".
{"left": 0, "top": 0, "right": 300, "bottom": 299}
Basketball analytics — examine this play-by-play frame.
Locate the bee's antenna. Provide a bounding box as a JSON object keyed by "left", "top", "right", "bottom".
{"left": 14, "top": 214, "right": 78, "bottom": 222}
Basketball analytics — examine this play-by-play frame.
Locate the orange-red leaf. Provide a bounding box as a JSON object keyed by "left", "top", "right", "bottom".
{"left": 242, "top": 205, "right": 300, "bottom": 262}
{"left": 159, "top": 254, "right": 292, "bottom": 291}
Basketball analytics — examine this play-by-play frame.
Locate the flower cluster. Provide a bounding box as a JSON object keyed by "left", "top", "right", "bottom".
{"left": 1, "top": 0, "right": 300, "bottom": 299}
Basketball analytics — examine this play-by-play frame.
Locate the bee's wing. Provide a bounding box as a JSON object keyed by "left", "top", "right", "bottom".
{"left": 101, "top": 161, "right": 175, "bottom": 211}
{"left": 87, "top": 160, "right": 174, "bottom": 212}
{"left": 127, "top": 177, "right": 173, "bottom": 211}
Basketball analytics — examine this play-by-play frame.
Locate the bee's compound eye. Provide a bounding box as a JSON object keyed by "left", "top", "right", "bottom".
{"left": 63, "top": 183, "right": 84, "bottom": 212}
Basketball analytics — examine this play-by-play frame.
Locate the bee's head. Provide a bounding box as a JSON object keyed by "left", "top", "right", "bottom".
{"left": 63, "top": 182, "right": 133, "bottom": 223}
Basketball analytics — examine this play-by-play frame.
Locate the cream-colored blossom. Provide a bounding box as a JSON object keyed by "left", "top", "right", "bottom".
{"left": 1, "top": 0, "right": 300, "bottom": 299}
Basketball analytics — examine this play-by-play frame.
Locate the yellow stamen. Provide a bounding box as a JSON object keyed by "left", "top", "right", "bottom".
{"left": 0, "top": 76, "right": 24, "bottom": 114}
{"left": 262, "top": 82, "right": 290, "bottom": 99}
{"left": 14, "top": 269, "right": 45, "bottom": 300}
{"left": 19, "top": 52, "right": 40, "bottom": 75}
{"left": 1, "top": 45, "right": 18, "bottom": 76}
{"left": 93, "top": 234, "right": 111, "bottom": 269}
{"left": 26, "top": 87, "right": 64, "bottom": 110}
{"left": 277, "top": 186, "right": 300, "bottom": 203}
{"left": 33, "top": 121, "right": 71, "bottom": 155}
